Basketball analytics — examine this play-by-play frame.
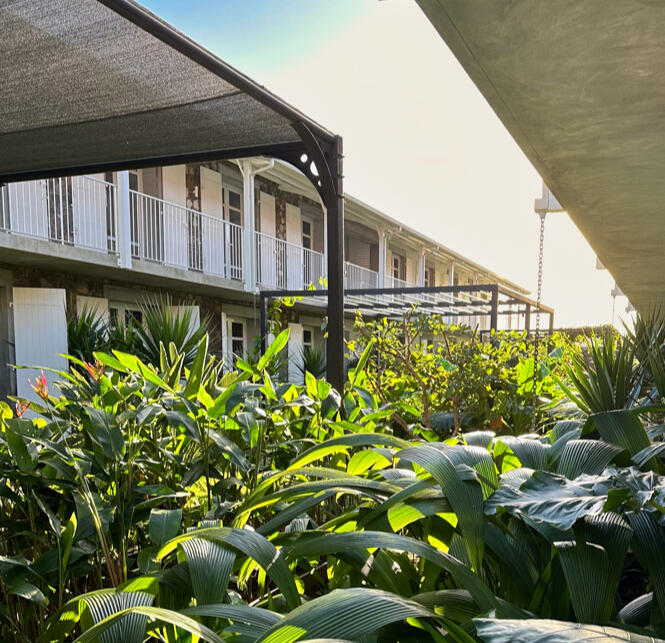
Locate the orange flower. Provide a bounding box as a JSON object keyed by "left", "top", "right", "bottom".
{"left": 29, "top": 372, "right": 48, "bottom": 400}
{"left": 84, "top": 359, "right": 105, "bottom": 382}
{"left": 15, "top": 400, "right": 31, "bottom": 417}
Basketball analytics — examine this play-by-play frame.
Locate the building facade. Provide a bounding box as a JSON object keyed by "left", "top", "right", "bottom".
{"left": 0, "top": 158, "right": 527, "bottom": 401}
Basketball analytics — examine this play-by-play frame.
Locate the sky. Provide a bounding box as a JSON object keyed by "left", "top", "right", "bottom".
{"left": 141, "top": 0, "right": 631, "bottom": 329}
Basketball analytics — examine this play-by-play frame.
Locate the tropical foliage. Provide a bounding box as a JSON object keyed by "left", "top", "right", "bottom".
{"left": 4, "top": 315, "right": 665, "bottom": 641}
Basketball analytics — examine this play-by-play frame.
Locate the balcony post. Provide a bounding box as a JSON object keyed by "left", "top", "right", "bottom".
{"left": 418, "top": 250, "right": 426, "bottom": 286}
{"left": 116, "top": 170, "right": 132, "bottom": 269}
{"left": 239, "top": 160, "right": 256, "bottom": 291}
{"left": 378, "top": 228, "right": 387, "bottom": 288}
{"left": 449, "top": 260, "right": 455, "bottom": 286}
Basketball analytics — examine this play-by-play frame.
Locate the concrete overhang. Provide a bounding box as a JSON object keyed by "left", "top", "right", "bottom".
{"left": 417, "top": 0, "right": 665, "bottom": 313}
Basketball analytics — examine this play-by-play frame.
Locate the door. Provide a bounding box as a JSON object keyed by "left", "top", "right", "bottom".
{"left": 200, "top": 167, "right": 223, "bottom": 275}
{"left": 13, "top": 288, "right": 68, "bottom": 408}
{"left": 223, "top": 186, "right": 243, "bottom": 280}
{"left": 285, "top": 203, "right": 302, "bottom": 289}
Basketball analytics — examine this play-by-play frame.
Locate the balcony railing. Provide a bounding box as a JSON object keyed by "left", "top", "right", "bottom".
{"left": 384, "top": 275, "right": 412, "bottom": 288}
{"left": 255, "top": 231, "right": 325, "bottom": 290}
{"left": 0, "top": 176, "right": 117, "bottom": 254}
{"left": 344, "top": 262, "right": 379, "bottom": 289}
{"left": 129, "top": 190, "right": 243, "bottom": 281}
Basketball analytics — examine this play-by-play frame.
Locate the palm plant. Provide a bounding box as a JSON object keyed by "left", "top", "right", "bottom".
{"left": 135, "top": 295, "right": 211, "bottom": 368}
{"left": 66, "top": 305, "right": 108, "bottom": 363}
{"left": 555, "top": 332, "right": 640, "bottom": 414}
{"left": 298, "top": 345, "right": 327, "bottom": 378}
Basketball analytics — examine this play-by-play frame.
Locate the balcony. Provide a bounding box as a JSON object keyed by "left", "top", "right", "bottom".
{"left": 384, "top": 275, "right": 412, "bottom": 288}
{"left": 129, "top": 191, "right": 243, "bottom": 281}
{"left": 344, "top": 261, "right": 379, "bottom": 289}
{"left": 255, "top": 231, "right": 325, "bottom": 290}
{"left": 0, "top": 176, "right": 118, "bottom": 254}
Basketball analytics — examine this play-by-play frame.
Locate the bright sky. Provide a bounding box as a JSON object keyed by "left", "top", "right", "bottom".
{"left": 142, "top": 0, "right": 631, "bottom": 329}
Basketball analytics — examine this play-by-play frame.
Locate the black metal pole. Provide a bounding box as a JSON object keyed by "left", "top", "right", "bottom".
{"left": 260, "top": 293, "right": 267, "bottom": 353}
{"left": 490, "top": 285, "right": 499, "bottom": 331}
{"left": 326, "top": 136, "right": 345, "bottom": 392}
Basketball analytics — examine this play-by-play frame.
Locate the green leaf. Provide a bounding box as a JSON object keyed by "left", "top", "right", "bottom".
{"left": 556, "top": 439, "right": 623, "bottom": 478}
{"left": 258, "top": 329, "right": 290, "bottom": 371}
{"left": 474, "top": 618, "right": 655, "bottom": 642}
{"left": 257, "top": 588, "right": 436, "bottom": 642}
{"left": 5, "top": 424, "right": 37, "bottom": 473}
{"left": 592, "top": 410, "right": 651, "bottom": 461}
{"left": 9, "top": 581, "right": 47, "bottom": 605}
{"left": 180, "top": 537, "right": 235, "bottom": 605}
{"left": 157, "top": 527, "right": 300, "bottom": 610}
{"left": 148, "top": 509, "right": 181, "bottom": 547}
{"left": 184, "top": 335, "right": 208, "bottom": 398}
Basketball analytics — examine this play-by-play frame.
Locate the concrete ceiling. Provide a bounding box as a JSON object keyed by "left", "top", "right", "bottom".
{"left": 417, "top": 0, "right": 665, "bottom": 313}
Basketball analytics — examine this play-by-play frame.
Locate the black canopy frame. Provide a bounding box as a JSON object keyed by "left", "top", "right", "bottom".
{"left": 0, "top": 0, "right": 345, "bottom": 389}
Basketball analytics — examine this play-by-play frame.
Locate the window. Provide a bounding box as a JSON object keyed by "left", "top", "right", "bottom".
{"left": 230, "top": 321, "right": 245, "bottom": 359}
{"left": 223, "top": 187, "right": 242, "bottom": 226}
{"left": 108, "top": 303, "right": 142, "bottom": 329}
{"left": 303, "top": 328, "right": 314, "bottom": 350}
{"left": 392, "top": 253, "right": 405, "bottom": 281}
{"left": 302, "top": 218, "right": 313, "bottom": 250}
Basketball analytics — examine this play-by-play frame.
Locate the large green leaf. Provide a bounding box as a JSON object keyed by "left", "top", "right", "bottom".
{"left": 180, "top": 538, "right": 235, "bottom": 605}
{"left": 284, "top": 530, "right": 500, "bottom": 612}
{"left": 257, "top": 588, "right": 436, "bottom": 642}
{"left": 398, "top": 444, "right": 492, "bottom": 572}
{"left": 485, "top": 470, "right": 609, "bottom": 532}
{"left": 158, "top": 527, "right": 300, "bottom": 609}
{"left": 148, "top": 509, "right": 181, "bottom": 547}
{"left": 592, "top": 410, "right": 651, "bottom": 461}
{"left": 80, "top": 590, "right": 154, "bottom": 643}
{"left": 556, "top": 439, "right": 623, "bottom": 479}
{"left": 475, "top": 618, "right": 657, "bottom": 642}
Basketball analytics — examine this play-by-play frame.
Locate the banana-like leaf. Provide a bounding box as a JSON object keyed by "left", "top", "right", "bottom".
{"left": 633, "top": 443, "right": 665, "bottom": 469}
{"left": 180, "top": 537, "right": 235, "bottom": 605}
{"left": 413, "top": 589, "right": 478, "bottom": 623}
{"left": 157, "top": 527, "right": 300, "bottom": 609}
{"left": 618, "top": 593, "right": 652, "bottom": 626}
{"left": 257, "top": 588, "right": 436, "bottom": 642}
{"left": 474, "top": 618, "right": 657, "bottom": 642}
{"left": 557, "top": 440, "right": 623, "bottom": 479}
{"left": 148, "top": 508, "right": 181, "bottom": 546}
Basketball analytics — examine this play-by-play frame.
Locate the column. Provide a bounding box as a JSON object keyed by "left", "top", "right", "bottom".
{"left": 239, "top": 160, "right": 256, "bottom": 291}
{"left": 116, "top": 170, "right": 132, "bottom": 269}
{"left": 418, "top": 250, "right": 426, "bottom": 286}
{"left": 378, "top": 229, "right": 387, "bottom": 288}
{"left": 449, "top": 260, "right": 455, "bottom": 286}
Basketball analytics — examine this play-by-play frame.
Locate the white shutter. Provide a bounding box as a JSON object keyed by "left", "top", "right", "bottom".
{"left": 200, "top": 167, "right": 223, "bottom": 275}
{"left": 76, "top": 296, "right": 109, "bottom": 325}
{"left": 162, "top": 165, "right": 188, "bottom": 268}
{"left": 13, "top": 288, "right": 68, "bottom": 406}
{"left": 285, "top": 204, "right": 302, "bottom": 289}
{"left": 288, "top": 322, "right": 304, "bottom": 383}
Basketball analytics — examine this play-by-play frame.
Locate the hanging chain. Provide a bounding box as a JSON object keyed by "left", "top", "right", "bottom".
{"left": 532, "top": 212, "right": 546, "bottom": 428}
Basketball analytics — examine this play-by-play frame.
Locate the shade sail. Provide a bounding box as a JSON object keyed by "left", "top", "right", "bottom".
{"left": 0, "top": 0, "right": 335, "bottom": 181}
{"left": 417, "top": 0, "right": 665, "bottom": 314}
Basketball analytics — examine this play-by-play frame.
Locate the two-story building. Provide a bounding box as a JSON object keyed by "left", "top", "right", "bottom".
{"left": 0, "top": 158, "right": 527, "bottom": 400}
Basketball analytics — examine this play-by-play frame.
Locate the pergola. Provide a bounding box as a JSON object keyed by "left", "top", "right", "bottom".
{"left": 259, "top": 284, "right": 554, "bottom": 343}
{"left": 0, "top": 0, "right": 345, "bottom": 389}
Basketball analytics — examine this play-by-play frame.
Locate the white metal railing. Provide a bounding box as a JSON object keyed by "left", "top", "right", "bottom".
{"left": 129, "top": 190, "right": 243, "bottom": 281}
{"left": 255, "top": 231, "right": 325, "bottom": 290}
{"left": 384, "top": 275, "right": 412, "bottom": 289}
{"left": 0, "top": 175, "right": 117, "bottom": 254}
{"left": 344, "top": 261, "right": 379, "bottom": 289}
